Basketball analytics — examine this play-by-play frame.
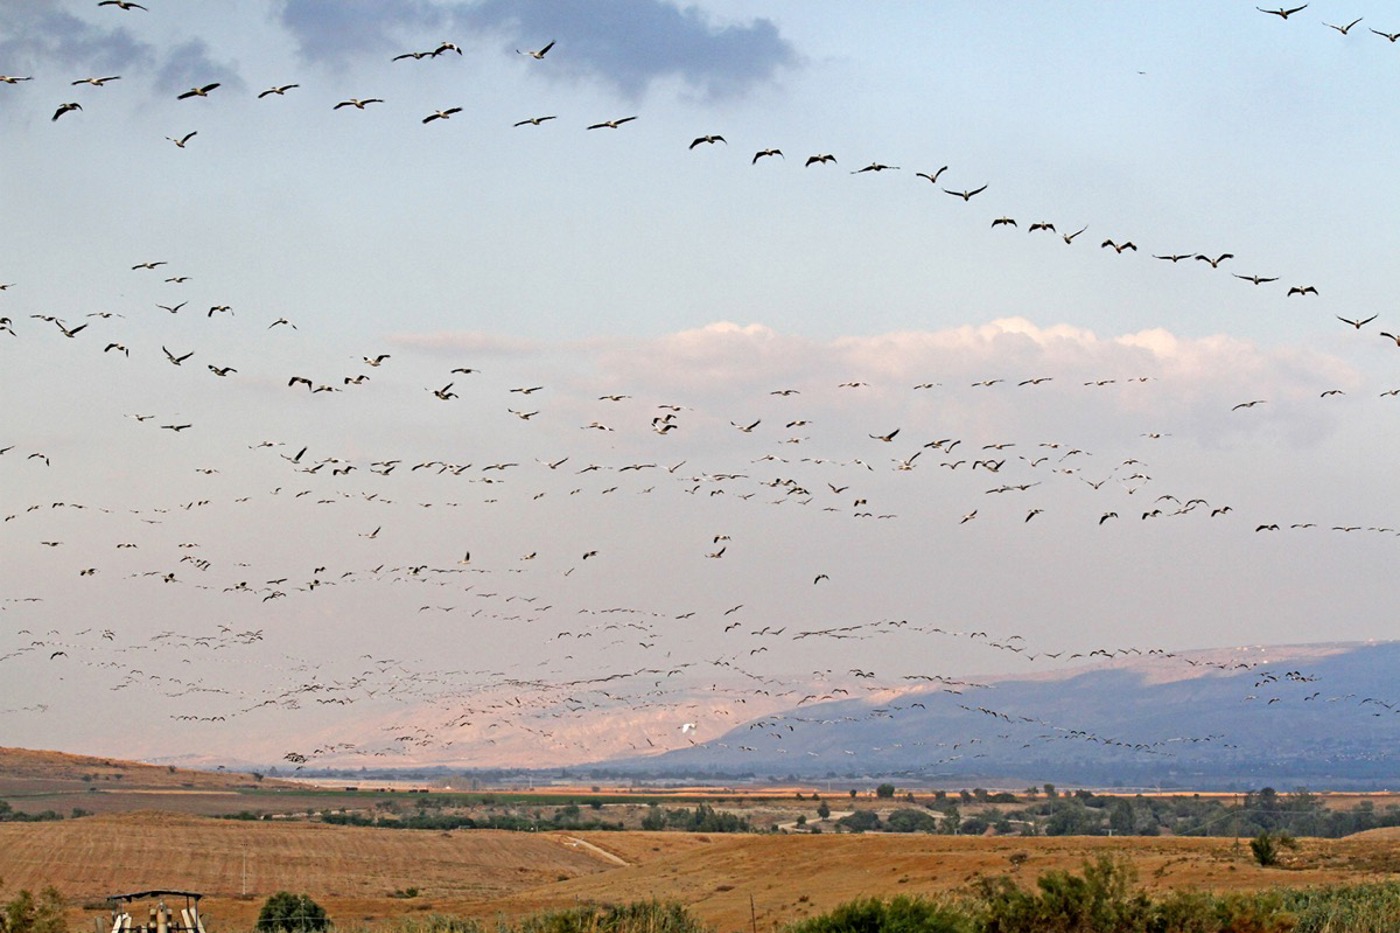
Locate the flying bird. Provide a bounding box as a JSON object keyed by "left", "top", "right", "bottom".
{"left": 1256, "top": 5, "right": 1308, "bottom": 19}
{"left": 587, "top": 117, "right": 637, "bottom": 130}
{"left": 422, "top": 108, "right": 463, "bottom": 123}
{"left": 72, "top": 76, "right": 121, "bottom": 86}
{"left": 1325, "top": 18, "right": 1363, "bottom": 34}
{"left": 166, "top": 132, "right": 197, "bottom": 148}
{"left": 689, "top": 135, "right": 726, "bottom": 149}
{"left": 1371, "top": 28, "right": 1400, "bottom": 42}
{"left": 517, "top": 40, "right": 556, "bottom": 59}
{"left": 177, "top": 84, "right": 221, "bottom": 99}
{"left": 852, "top": 162, "right": 898, "bottom": 173}
{"left": 1233, "top": 273, "right": 1278, "bottom": 285}
{"left": 162, "top": 346, "right": 193, "bottom": 365}
{"left": 335, "top": 98, "right": 384, "bottom": 110}
{"left": 943, "top": 184, "right": 988, "bottom": 201}
{"left": 753, "top": 148, "right": 784, "bottom": 163}
{"left": 258, "top": 84, "right": 300, "bottom": 98}
{"left": 915, "top": 166, "right": 949, "bottom": 183}
{"left": 1286, "top": 285, "right": 1318, "bottom": 297}
{"left": 1101, "top": 239, "right": 1137, "bottom": 253}
{"left": 514, "top": 115, "right": 557, "bottom": 127}
{"left": 98, "top": 0, "right": 147, "bottom": 8}
{"left": 1337, "top": 314, "right": 1377, "bottom": 329}
{"left": 805, "top": 154, "right": 837, "bottom": 167}
{"left": 52, "top": 102, "right": 82, "bottom": 121}
{"left": 1195, "top": 253, "right": 1234, "bottom": 268}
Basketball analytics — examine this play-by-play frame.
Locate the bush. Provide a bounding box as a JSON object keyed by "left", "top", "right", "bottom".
{"left": 1, "top": 885, "right": 66, "bottom": 933}
{"left": 783, "top": 895, "right": 969, "bottom": 933}
{"left": 515, "top": 901, "right": 708, "bottom": 933}
{"left": 256, "top": 892, "right": 330, "bottom": 933}
{"left": 1251, "top": 831, "right": 1280, "bottom": 867}
{"left": 972, "top": 856, "right": 1151, "bottom": 932}
{"left": 875, "top": 784, "right": 896, "bottom": 799}
{"left": 837, "top": 810, "right": 881, "bottom": 833}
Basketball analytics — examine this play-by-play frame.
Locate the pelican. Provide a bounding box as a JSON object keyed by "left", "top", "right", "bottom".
{"left": 514, "top": 115, "right": 556, "bottom": 127}
{"left": 335, "top": 98, "right": 384, "bottom": 110}
{"left": 1325, "top": 17, "right": 1363, "bottom": 34}
{"left": 1101, "top": 239, "right": 1137, "bottom": 253}
{"left": 915, "top": 166, "right": 948, "bottom": 183}
{"left": 518, "top": 40, "right": 555, "bottom": 59}
{"left": 52, "top": 102, "right": 82, "bottom": 121}
{"left": 422, "top": 107, "right": 462, "bottom": 123}
{"left": 587, "top": 116, "right": 636, "bottom": 130}
{"left": 1233, "top": 273, "right": 1278, "bottom": 285}
{"left": 166, "top": 131, "right": 197, "bottom": 148}
{"left": 689, "top": 135, "right": 726, "bottom": 148}
{"left": 177, "top": 83, "right": 221, "bottom": 99}
{"left": 72, "top": 75, "right": 121, "bottom": 86}
{"left": 258, "top": 84, "right": 300, "bottom": 98}
{"left": 805, "top": 153, "right": 837, "bottom": 166}
{"left": 1257, "top": 5, "right": 1308, "bottom": 19}
{"left": 852, "top": 162, "right": 898, "bottom": 173}
{"left": 0, "top": 76, "right": 34, "bottom": 83}
{"left": 98, "top": 0, "right": 147, "bottom": 8}
{"left": 943, "top": 184, "right": 987, "bottom": 201}
{"left": 1337, "top": 314, "right": 1377, "bottom": 329}
{"left": 753, "top": 148, "right": 784, "bottom": 163}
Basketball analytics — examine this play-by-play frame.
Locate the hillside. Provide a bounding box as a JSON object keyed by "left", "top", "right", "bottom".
{"left": 615, "top": 641, "right": 1400, "bottom": 787}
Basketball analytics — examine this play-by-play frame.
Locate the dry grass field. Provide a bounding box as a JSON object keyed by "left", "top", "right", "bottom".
{"left": 4, "top": 750, "right": 1400, "bottom": 933}
{"left": 3, "top": 813, "right": 1400, "bottom": 933}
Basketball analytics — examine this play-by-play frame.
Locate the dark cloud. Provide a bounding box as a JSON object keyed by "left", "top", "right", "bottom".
{"left": 272, "top": 0, "right": 796, "bottom": 98}
{"left": 277, "top": 0, "right": 448, "bottom": 68}
{"left": 459, "top": 0, "right": 798, "bottom": 100}
{"left": 0, "top": 1, "right": 155, "bottom": 75}
{"left": 153, "top": 38, "right": 245, "bottom": 95}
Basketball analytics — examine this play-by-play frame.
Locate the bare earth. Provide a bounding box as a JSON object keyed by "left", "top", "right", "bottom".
{"left": 3, "top": 813, "right": 1400, "bottom": 933}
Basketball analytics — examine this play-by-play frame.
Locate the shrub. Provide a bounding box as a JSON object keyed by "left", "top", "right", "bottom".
{"left": 515, "top": 901, "right": 708, "bottom": 933}
{"left": 1, "top": 885, "right": 66, "bottom": 933}
{"left": 783, "top": 895, "right": 969, "bottom": 933}
{"left": 1250, "top": 831, "right": 1280, "bottom": 867}
{"left": 256, "top": 892, "right": 330, "bottom": 933}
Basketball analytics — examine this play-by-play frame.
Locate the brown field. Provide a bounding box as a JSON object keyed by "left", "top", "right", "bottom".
{"left": 4, "top": 749, "right": 1400, "bottom": 933}
{"left": 3, "top": 813, "right": 1400, "bottom": 933}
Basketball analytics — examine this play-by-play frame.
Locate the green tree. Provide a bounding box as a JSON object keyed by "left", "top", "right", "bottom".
{"left": 1250, "top": 831, "right": 1279, "bottom": 867}
{"left": 256, "top": 892, "right": 330, "bottom": 933}
{"left": 816, "top": 800, "right": 831, "bottom": 820}
{"left": 1, "top": 885, "right": 66, "bottom": 933}
{"left": 875, "top": 783, "right": 896, "bottom": 799}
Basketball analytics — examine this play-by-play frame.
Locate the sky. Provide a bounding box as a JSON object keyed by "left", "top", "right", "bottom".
{"left": 1, "top": 0, "right": 1396, "bottom": 771}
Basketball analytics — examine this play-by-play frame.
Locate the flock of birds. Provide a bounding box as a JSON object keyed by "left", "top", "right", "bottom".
{"left": 1, "top": 3, "right": 1396, "bottom": 772}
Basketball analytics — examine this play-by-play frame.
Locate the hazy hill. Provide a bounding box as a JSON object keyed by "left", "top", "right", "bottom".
{"left": 609, "top": 642, "right": 1400, "bottom": 789}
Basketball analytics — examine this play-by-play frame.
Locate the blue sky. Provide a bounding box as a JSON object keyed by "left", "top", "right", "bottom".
{"left": 1, "top": 1, "right": 1396, "bottom": 768}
